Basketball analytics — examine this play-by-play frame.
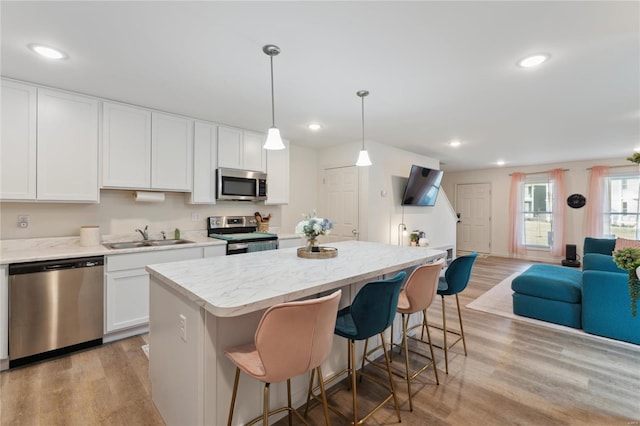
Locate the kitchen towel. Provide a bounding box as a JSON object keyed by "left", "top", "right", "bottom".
{"left": 134, "top": 191, "right": 165, "bottom": 202}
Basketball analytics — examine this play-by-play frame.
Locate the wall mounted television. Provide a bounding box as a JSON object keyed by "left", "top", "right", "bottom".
{"left": 401, "top": 165, "right": 444, "bottom": 206}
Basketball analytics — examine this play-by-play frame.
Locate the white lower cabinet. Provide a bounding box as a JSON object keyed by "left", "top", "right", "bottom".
{"left": 104, "top": 247, "right": 204, "bottom": 336}
{"left": 105, "top": 269, "right": 150, "bottom": 332}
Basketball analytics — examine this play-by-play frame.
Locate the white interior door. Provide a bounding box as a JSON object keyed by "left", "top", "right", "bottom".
{"left": 324, "top": 166, "right": 359, "bottom": 242}
{"left": 456, "top": 183, "right": 491, "bottom": 253}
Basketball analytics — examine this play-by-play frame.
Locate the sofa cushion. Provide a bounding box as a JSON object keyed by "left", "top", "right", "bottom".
{"left": 511, "top": 264, "right": 582, "bottom": 303}
{"left": 513, "top": 293, "right": 581, "bottom": 329}
{"left": 583, "top": 253, "right": 626, "bottom": 274}
{"left": 582, "top": 270, "right": 640, "bottom": 345}
{"left": 583, "top": 237, "right": 616, "bottom": 256}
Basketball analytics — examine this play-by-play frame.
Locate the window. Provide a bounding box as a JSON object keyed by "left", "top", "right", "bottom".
{"left": 523, "top": 176, "right": 553, "bottom": 248}
{"left": 605, "top": 174, "right": 640, "bottom": 239}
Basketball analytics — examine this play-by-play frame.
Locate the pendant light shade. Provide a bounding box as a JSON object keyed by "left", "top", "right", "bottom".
{"left": 355, "top": 90, "right": 372, "bottom": 166}
{"left": 262, "top": 44, "right": 285, "bottom": 150}
{"left": 356, "top": 150, "right": 372, "bottom": 167}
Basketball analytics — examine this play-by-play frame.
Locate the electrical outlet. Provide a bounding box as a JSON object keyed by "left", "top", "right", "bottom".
{"left": 179, "top": 314, "right": 187, "bottom": 342}
{"left": 191, "top": 212, "right": 200, "bottom": 222}
{"left": 18, "top": 215, "right": 29, "bottom": 228}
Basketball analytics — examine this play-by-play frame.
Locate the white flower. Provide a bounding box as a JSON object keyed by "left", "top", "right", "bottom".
{"left": 295, "top": 211, "right": 333, "bottom": 240}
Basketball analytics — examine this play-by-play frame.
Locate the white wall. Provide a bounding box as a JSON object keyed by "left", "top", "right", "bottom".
{"left": 316, "top": 140, "right": 457, "bottom": 249}
{"left": 0, "top": 143, "right": 319, "bottom": 240}
{"left": 441, "top": 157, "right": 634, "bottom": 262}
{"left": 280, "top": 143, "right": 319, "bottom": 235}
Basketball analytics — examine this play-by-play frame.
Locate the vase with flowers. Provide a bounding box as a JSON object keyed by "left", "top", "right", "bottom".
{"left": 295, "top": 211, "right": 333, "bottom": 252}
{"left": 612, "top": 247, "right": 640, "bottom": 317}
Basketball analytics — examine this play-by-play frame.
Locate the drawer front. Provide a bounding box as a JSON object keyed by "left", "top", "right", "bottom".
{"left": 106, "top": 247, "right": 202, "bottom": 272}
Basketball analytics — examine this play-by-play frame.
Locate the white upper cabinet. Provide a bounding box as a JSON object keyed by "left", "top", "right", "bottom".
{"left": 0, "top": 80, "right": 37, "bottom": 200}
{"left": 151, "top": 112, "right": 193, "bottom": 191}
{"left": 102, "top": 102, "right": 152, "bottom": 188}
{"left": 189, "top": 121, "right": 218, "bottom": 204}
{"left": 217, "top": 126, "right": 243, "bottom": 169}
{"left": 37, "top": 88, "right": 99, "bottom": 202}
{"left": 243, "top": 131, "right": 267, "bottom": 172}
{"left": 217, "top": 126, "right": 266, "bottom": 172}
{"left": 1, "top": 81, "right": 99, "bottom": 202}
{"left": 265, "top": 138, "right": 290, "bottom": 205}
{"left": 102, "top": 103, "right": 193, "bottom": 191}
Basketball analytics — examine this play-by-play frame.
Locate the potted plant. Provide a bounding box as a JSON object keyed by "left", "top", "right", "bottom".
{"left": 410, "top": 232, "right": 420, "bottom": 246}
{"left": 612, "top": 246, "right": 640, "bottom": 316}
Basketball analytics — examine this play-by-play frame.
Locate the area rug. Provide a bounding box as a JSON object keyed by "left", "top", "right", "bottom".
{"left": 466, "top": 273, "right": 637, "bottom": 349}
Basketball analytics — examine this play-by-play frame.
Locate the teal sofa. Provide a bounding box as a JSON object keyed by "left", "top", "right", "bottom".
{"left": 582, "top": 237, "right": 640, "bottom": 345}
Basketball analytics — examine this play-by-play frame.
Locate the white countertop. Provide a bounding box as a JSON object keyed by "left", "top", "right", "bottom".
{"left": 146, "top": 240, "right": 445, "bottom": 317}
{"left": 0, "top": 231, "right": 303, "bottom": 264}
{"left": 0, "top": 232, "right": 224, "bottom": 264}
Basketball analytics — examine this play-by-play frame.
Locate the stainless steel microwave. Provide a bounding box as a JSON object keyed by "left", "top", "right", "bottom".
{"left": 216, "top": 168, "right": 267, "bottom": 201}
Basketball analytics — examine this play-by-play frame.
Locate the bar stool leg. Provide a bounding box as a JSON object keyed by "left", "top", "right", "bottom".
{"left": 401, "top": 313, "right": 413, "bottom": 412}
{"left": 422, "top": 310, "right": 439, "bottom": 385}
{"left": 227, "top": 367, "right": 241, "bottom": 426}
{"left": 441, "top": 295, "right": 449, "bottom": 374}
{"left": 380, "top": 332, "right": 402, "bottom": 422}
{"left": 304, "top": 369, "right": 315, "bottom": 418}
{"left": 456, "top": 294, "right": 468, "bottom": 355}
{"left": 350, "top": 339, "right": 358, "bottom": 425}
{"left": 316, "top": 366, "right": 331, "bottom": 426}
{"left": 263, "top": 383, "right": 270, "bottom": 426}
{"left": 287, "top": 379, "right": 293, "bottom": 426}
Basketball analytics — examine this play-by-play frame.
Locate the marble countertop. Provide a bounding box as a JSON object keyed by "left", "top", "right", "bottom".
{"left": 146, "top": 240, "right": 446, "bottom": 317}
{"left": 0, "top": 231, "right": 302, "bottom": 264}
{"left": 0, "top": 231, "right": 225, "bottom": 264}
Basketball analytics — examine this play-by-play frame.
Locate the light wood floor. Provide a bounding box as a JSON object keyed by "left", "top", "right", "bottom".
{"left": 2, "top": 256, "right": 639, "bottom": 425}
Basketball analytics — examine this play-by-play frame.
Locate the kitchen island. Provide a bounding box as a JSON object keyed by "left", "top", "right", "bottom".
{"left": 146, "top": 240, "right": 445, "bottom": 425}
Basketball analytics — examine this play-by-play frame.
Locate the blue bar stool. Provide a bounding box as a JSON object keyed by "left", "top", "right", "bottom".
{"left": 434, "top": 252, "right": 477, "bottom": 373}
{"left": 307, "top": 271, "right": 406, "bottom": 425}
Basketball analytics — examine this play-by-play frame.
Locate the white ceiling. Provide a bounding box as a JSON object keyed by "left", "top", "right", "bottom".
{"left": 1, "top": 1, "right": 638, "bottom": 171}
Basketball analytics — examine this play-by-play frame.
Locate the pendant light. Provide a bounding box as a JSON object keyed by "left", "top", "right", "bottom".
{"left": 356, "top": 90, "right": 372, "bottom": 166}
{"left": 262, "top": 44, "right": 286, "bottom": 150}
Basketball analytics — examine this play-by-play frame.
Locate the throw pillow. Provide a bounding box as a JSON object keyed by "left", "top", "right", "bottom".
{"left": 615, "top": 237, "right": 640, "bottom": 251}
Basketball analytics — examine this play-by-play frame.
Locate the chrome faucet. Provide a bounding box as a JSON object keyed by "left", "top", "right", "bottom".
{"left": 135, "top": 225, "right": 149, "bottom": 240}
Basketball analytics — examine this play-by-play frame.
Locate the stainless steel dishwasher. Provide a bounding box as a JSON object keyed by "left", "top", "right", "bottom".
{"left": 9, "top": 256, "right": 104, "bottom": 367}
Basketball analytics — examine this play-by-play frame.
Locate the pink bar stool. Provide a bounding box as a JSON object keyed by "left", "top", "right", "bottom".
{"left": 225, "top": 289, "right": 342, "bottom": 426}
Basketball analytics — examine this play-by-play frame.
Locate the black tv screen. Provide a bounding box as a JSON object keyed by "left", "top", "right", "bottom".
{"left": 401, "top": 165, "right": 444, "bottom": 206}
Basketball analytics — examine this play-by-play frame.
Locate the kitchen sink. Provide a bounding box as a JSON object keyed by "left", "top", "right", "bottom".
{"left": 147, "top": 239, "right": 194, "bottom": 246}
{"left": 103, "top": 239, "right": 193, "bottom": 250}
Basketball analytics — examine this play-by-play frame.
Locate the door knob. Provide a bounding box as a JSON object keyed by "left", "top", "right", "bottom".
{"left": 352, "top": 229, "right": 359, "bottom": 235}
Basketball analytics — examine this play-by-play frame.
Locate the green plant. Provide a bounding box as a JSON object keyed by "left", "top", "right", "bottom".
{"left": 410, "top": 232, "right": 420, "bottom": 243}
{"left": 612, "top": 247, "right": 640, "bottom": 316}
{"left": 627, "top": 152, "right": 640, "bottom": 164}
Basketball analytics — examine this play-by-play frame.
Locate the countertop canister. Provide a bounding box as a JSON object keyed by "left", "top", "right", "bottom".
{"left": 80, "top": 226, "right": 101, "bottom": 247}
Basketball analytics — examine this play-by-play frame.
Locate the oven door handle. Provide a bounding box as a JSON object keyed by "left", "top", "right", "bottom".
{"left": 228, "top": 243, "right": 249, "bottom": 251}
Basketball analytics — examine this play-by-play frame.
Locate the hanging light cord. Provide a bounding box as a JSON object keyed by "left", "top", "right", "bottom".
{"left": 270, "top": 54, "right": 276, "bottom": 128}
{"left": 361, "top": 94, "right": 365, "bottom": 149}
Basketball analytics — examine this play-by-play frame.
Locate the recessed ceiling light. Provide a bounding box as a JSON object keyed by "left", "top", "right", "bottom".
{"left": 449, "top": 140, "right": 461, "bottom": 148}
{"left": 307, "top": 123, "right": 322, "bottom": 131}
{"left": 28, "top": 44, "right": 67, "bottom": 60}
{"left": 517, "top": 53, "right": 549, "bottom": 68}
{"left": 496, "top": 160, "right": 506, "bottom": 166}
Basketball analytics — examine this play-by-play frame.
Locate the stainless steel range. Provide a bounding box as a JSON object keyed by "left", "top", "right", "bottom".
{"left": 207, "top": 216, "right": 279, "bottom": 255}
